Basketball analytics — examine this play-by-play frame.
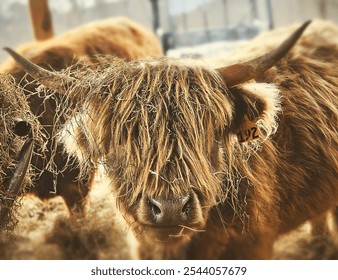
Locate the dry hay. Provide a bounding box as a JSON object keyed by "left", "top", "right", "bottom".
{"left": 0, "top": 161, "right": 337, "bottom": 260}
{"left": 1, "top": 179, "right": 338, "bottom": 260}
{"left": 0, "top": 173, "right": 134, "bottom": 260}
{"left": 0, "top": 74, "right": 44, "bottom": 233}
{"left": 1, "top": 166, "right": 337, "bottom": 260}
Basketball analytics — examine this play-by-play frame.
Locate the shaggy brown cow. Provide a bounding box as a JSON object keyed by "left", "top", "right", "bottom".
{"left": 1, "top": 17, "right": 163, "bottom": 211}
{"left": 207, "top": 19, "right": 338, "bottom": 238}
{"left": 0, "top": 74, "right": 42, "bottom": 233}
{"left": 6, "top": 20, "right": 338, "bottom": 259}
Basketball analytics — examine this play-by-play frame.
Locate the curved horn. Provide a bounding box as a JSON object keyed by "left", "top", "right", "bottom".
{"left": 0, "top": 138, "right": 34, "bottom": 223}
{"left": 7, "top": 138, "right": 34, "bottom": 195}
{"left": 217, "top": 20, "right": 311, "bottom": 86}
{"left": 3, "top": 47, "right": 74, "bottom": 93}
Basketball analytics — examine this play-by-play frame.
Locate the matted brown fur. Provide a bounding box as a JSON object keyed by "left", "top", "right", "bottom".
{"left": 55, "top": 20, "right": 338, "bottom": 259}
{"left": 207, "top": 19, "right": 338, "bottom": 239}
{"left": 0, "top": 74, "right": 43, "bottom": 233}
{"left": 0, "top": 17, "right": 163, "bottom": 211}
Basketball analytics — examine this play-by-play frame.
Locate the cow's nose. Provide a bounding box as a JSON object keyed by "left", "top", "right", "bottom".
{"left": 146, "top": 195, "right": 193, "bottom": 226}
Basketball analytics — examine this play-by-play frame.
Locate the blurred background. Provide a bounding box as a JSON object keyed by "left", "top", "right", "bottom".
{"left": 1, "top": 0, "right": 338, "bottom": 60}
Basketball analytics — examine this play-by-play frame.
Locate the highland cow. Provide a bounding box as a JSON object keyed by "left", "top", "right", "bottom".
{"left": 0, "top": 74, "right": 42, "bottom": 232}
{"left": 1, "top": 17, "right": 163, "bottom": 211}
{"left": 6, "top": 20, "right": 338, "bottom": 259}
{"left": 207, "top": 19, "right": 338, "bottom": 239}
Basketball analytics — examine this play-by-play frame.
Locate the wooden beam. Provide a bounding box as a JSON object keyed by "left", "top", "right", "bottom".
{"left": 28, "top": 0, "right": 54, "bottom": 40}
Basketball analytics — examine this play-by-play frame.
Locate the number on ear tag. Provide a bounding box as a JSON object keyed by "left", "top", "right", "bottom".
{"left": 237, "top": 115, "right": 259, "bottom": 143}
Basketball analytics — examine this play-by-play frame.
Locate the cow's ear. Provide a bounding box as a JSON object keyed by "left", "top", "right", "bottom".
{"left": 59, "top": 110, "right": 101, "bottom": 167}
{"left": 59, "top": 113, "right": 89, "bottom": 165}
{"left": 229, "top": 82, "right": 281, "bottom": 143}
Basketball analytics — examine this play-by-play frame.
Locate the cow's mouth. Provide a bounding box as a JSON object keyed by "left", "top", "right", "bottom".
{"left": 135, "top": 222, "right": 205, "bottom": 244}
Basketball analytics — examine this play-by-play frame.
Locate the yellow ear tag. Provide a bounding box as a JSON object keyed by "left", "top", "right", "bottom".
{"left": 237, "top": 115, "right": 260, "bottom": 143}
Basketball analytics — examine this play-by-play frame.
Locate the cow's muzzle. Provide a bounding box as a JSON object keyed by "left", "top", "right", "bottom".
{"left": 131, "top": 191, "right": 205, "bottom": 244}
{"left": 147, "top": 195, "right": 192, "bottom": 226}
{"left": 139, "top": 191, "right": 204, "bottom": 229}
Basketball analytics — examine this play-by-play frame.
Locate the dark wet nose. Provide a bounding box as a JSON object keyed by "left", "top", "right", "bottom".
{"left": 146, "top": 195, "right": 194, "bottom": 226}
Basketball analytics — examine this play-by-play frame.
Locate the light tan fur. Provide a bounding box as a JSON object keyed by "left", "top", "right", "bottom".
{"left": 1, "top": 17, "right": 162, "bottom": 73}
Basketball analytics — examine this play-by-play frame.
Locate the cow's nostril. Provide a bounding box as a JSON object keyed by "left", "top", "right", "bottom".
{"left": 181, "top": 196, "right": 191, "bottom": 216}
{"left": 147, "top": 198, "right": 162, "bottom": 217}
{"left": 151, "top": 203, "right": 161, "bottom": 216}
{"left": 144, "top": 194, "right": 200, "bottom": 226}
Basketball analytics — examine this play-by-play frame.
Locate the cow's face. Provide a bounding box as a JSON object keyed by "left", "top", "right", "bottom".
{"left": 60, "top": 60, "right": 234, "bottom": 244}
{"left": 0, "top": 75, "right": 32, "bottom": 188}
{"left": 5, "top": 20, "right": 309, "bottom": 244}
{"left": 0, "top": 75, "right": 34, "bottom": 230}
{"left": 60, "top": 59, "right": 281, "bottom": 245}
{"left": 101, "top": 61, "right": 232, "bottom": 244}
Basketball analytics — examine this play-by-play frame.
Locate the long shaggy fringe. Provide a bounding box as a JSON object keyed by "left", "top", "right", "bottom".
{"left": 58, "top": 56, "right": 280, "bottom": 219}
{"left": 61, "top": 58, "right": 232, "bottom": 208}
